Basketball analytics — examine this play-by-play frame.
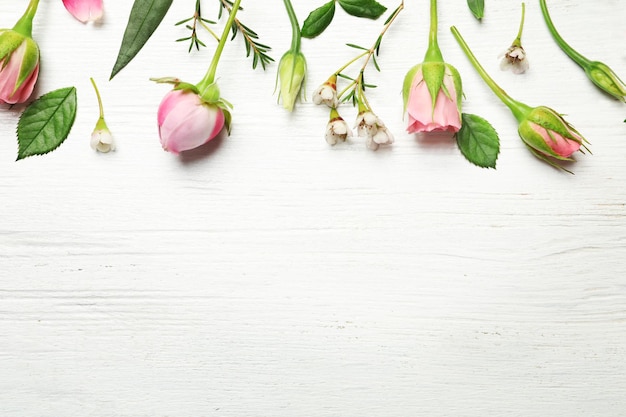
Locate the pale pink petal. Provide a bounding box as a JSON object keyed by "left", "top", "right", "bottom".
{"left": 530, "top": 124, "right": 581, "bottom": 157}
{"left": 406, "top": 71, "right": 461, "bottom": 133}
{"left": 62, "top": 0, "right": 104, "bottom": 23}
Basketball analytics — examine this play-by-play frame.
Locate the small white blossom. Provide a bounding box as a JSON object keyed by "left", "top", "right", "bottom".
{"left": 354, "top": 111, "right": 379, "bottom": 138}
{"left": 312, "top": 83, "right": 339, "bottom": 108}
{"left": 91, "top": 128, "right": 115, "bottom": 153}
{"left": 354, "top": 111, "right": 394, "bottom": 150}
{"left": 325, "top": 117, "right": 352, "bottom": 146}
{"left": 500, "top": 45, "right": 529, "bottom": 74}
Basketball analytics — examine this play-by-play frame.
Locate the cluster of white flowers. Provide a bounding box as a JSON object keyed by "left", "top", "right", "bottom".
{"left": 354, "top": 111, "right": 394, "bottom": 150}
{"left": 314, "top": 77, "right": 393, "bottom": 151}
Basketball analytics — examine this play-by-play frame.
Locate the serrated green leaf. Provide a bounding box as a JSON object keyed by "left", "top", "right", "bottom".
{"left": 17, "top": 87, "right": 77, "bottom": 160}
{"left": 301, "top": 1, "right": 336, "bottom": 39}
{"left": 338, "top": 0, "right": 387, "bottom": 19}
{"left": 110, "top": 0, "right": 174, "bottom": 80}
{"left": 467, "top": 0, "right": 484, "bottom": 20}
{"left": 456, "top": 113, "right": 499, "bottom": 169}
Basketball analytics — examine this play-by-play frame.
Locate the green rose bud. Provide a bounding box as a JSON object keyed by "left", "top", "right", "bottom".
{"left": 277, "top": 51, "right": 306, "bottom": 112}
{"left": 0, "top": 29, "right": 40, "bottom": 104}
{"left": 518, "top": 106, "right": 586, "bottom": 161}
{"left": 584, "top": 61, "right": 626, "bottom": 102}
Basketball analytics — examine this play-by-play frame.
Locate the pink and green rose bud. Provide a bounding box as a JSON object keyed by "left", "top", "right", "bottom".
{"left": 0, "top": 29, "right": 39, "bottom": 104}
{"left": 62, "top": 0, "right": 104, "bottom": 23}
{"left": 277, "top": 50, "right": 306, "bottom": 111}
{"left": 403, "top": 62, "right": 462, "bottom": 133}
{"left": 157, "top": 89, "right": 225, "bottom": 155}
{"left": 518, "top": 106, "right": 586, "bottom": 160}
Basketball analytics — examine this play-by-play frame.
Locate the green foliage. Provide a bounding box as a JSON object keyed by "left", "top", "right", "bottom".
{"left": 301, "top": 1, "right": 335, "bottom": 38}
{"left": 467, "top": 0, "right": 484, "bottom": 20}
{"left": 17, "top": 87, "right": 77, "bottom": 160}
{"left": 456, "top": 113, "right": 500, "bottom": 169}
{"left": 110, "top": 0, "right": 174, "bottom": 80}
{"left": 338, "top": 0, "right": 387, "bottom": 19}
{"left": 302, "top": 0, "right": 386, "bottom": 39}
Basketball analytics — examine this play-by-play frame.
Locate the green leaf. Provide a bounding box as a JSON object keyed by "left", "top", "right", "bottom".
{"left": 338, "top": 0, "right": 387, "bottom": 19}
{"left": 17, "top": 87, "right": 77, "bottom": 160}
{"left": 110, "top": 0, "right": 174, "bottom": 80}
{"left": 467, "top": 0, "right": 485, "bottom": 20}
{"left": 456, "top": 113, "right": 500, "bottom": 169}
{"left": 301, "top": 1, "right": 336, "bottom": 39}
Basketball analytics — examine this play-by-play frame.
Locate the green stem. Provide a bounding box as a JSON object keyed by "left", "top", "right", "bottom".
{"left": 539, "top": 0, "right": 590, "bottom": 68}
{"left": 197, "top": 0, "right": 243, "bottom": 91}
{"left": 513, "top": 2, "right": 525, "bottom": 46}
{"left": 450, "top": 26, "right": 531, "bottom": 121}
{"left": 283, "top": 0, "right": 301, "bottom": 53}
{"left": 333, "top": 51, "right": 369, "bottom": 75}
{"left": 424, "top": 0, "right": 443, "bottom": 62}
{"left": 12, "top": 0, "right": 40, "bottom": 38}
{"left": 90, "top": 78, "right": 105, "bottom": 119}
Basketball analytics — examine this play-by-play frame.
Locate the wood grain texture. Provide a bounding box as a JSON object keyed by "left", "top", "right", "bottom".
{"left": 1, "top": 1, "right": 625, "bottom": 416}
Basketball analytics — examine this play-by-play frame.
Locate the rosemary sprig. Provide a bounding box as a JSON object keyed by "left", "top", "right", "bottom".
{"left": 218, "top": 0, "right": 274, "bottom": 70}
{"left": 175, "top": 0, "right": 218, "bottom": 52}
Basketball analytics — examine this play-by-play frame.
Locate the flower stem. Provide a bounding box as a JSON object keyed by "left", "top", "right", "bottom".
{"left": 450, "top": 26, "right": 531, "bottom": 121}
{"left": 12, "top": 0, "right": 40, "bottom": 38}
{"left": 424, "top": 0, "right": 443, "bottom": 62}
{"left": 197, "top": 0, "right": 243, "bottom": 90}
{"left": 513, "top": 2, "right": 525, "bottom": 46}
{"left": 539, "top": 0, "right": 590, "bottom": 68}
{"left": 283, "top": 0, "right": 301, "bottom": 53}
{"left": 90, "top": 78, "right": 105, "bottom": 119}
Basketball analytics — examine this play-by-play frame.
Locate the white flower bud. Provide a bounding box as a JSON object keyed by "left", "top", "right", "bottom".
{"left": 325, "top": 117, "right": 352, "bottom": 145}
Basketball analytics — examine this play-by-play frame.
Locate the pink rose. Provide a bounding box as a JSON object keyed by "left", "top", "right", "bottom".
{"left": 518, "top": 106, "right": 585, "bottom": 161}
{"left": 0, "top": 33, "right": 39, "bottom": 104}
{"left": 62, "top": 0, "right": 103, "bottom": 23}
{"left": 157, "top": 89, "right": 225, "bottom": 154}
{"left": 405, "top": 66, "right": 462, "bottom": 134}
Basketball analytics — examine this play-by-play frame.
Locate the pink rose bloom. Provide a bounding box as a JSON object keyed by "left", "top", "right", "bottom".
{"left": 62, "top": 0, "right": 103, "bottom": 23}
{"left": 0, "top": 35, "right": 39, "bottom": 105}
{"left": 157, "top": 89, "right": 225, "bottom": 154}
{"left": 406, "top": 66, "right": 461, "bottom": 134}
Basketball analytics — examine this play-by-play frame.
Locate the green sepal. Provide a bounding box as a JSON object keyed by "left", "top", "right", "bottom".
{"left": 526, "top": 106, "right": 586, "bottom": 144}
{"left": 402, "top": 64, "right": 421, "bottom": 113}
{"left": 421, "top": 61, "right": 445, "bottom": 113}
{"left": 0, "top": 30, "right": 24, "bottom": 62}
{"left": 221, "top": 107, "right": 232, "bottom": 135}
{"left": 150, "top": 77, "right": 199, "bottom": 94}
{"left": 16, "top": 37, "right": 39, "bottom": 91}
{"left": 525, "top": 145, "right": 574, "bottom": 174}
{"left": 445, "top": 63, "right": 463, "bottom": 113}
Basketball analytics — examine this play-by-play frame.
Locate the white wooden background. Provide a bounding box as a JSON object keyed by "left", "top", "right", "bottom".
{"left": 1, "top": 1, "right": 626, "bottom": 416}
